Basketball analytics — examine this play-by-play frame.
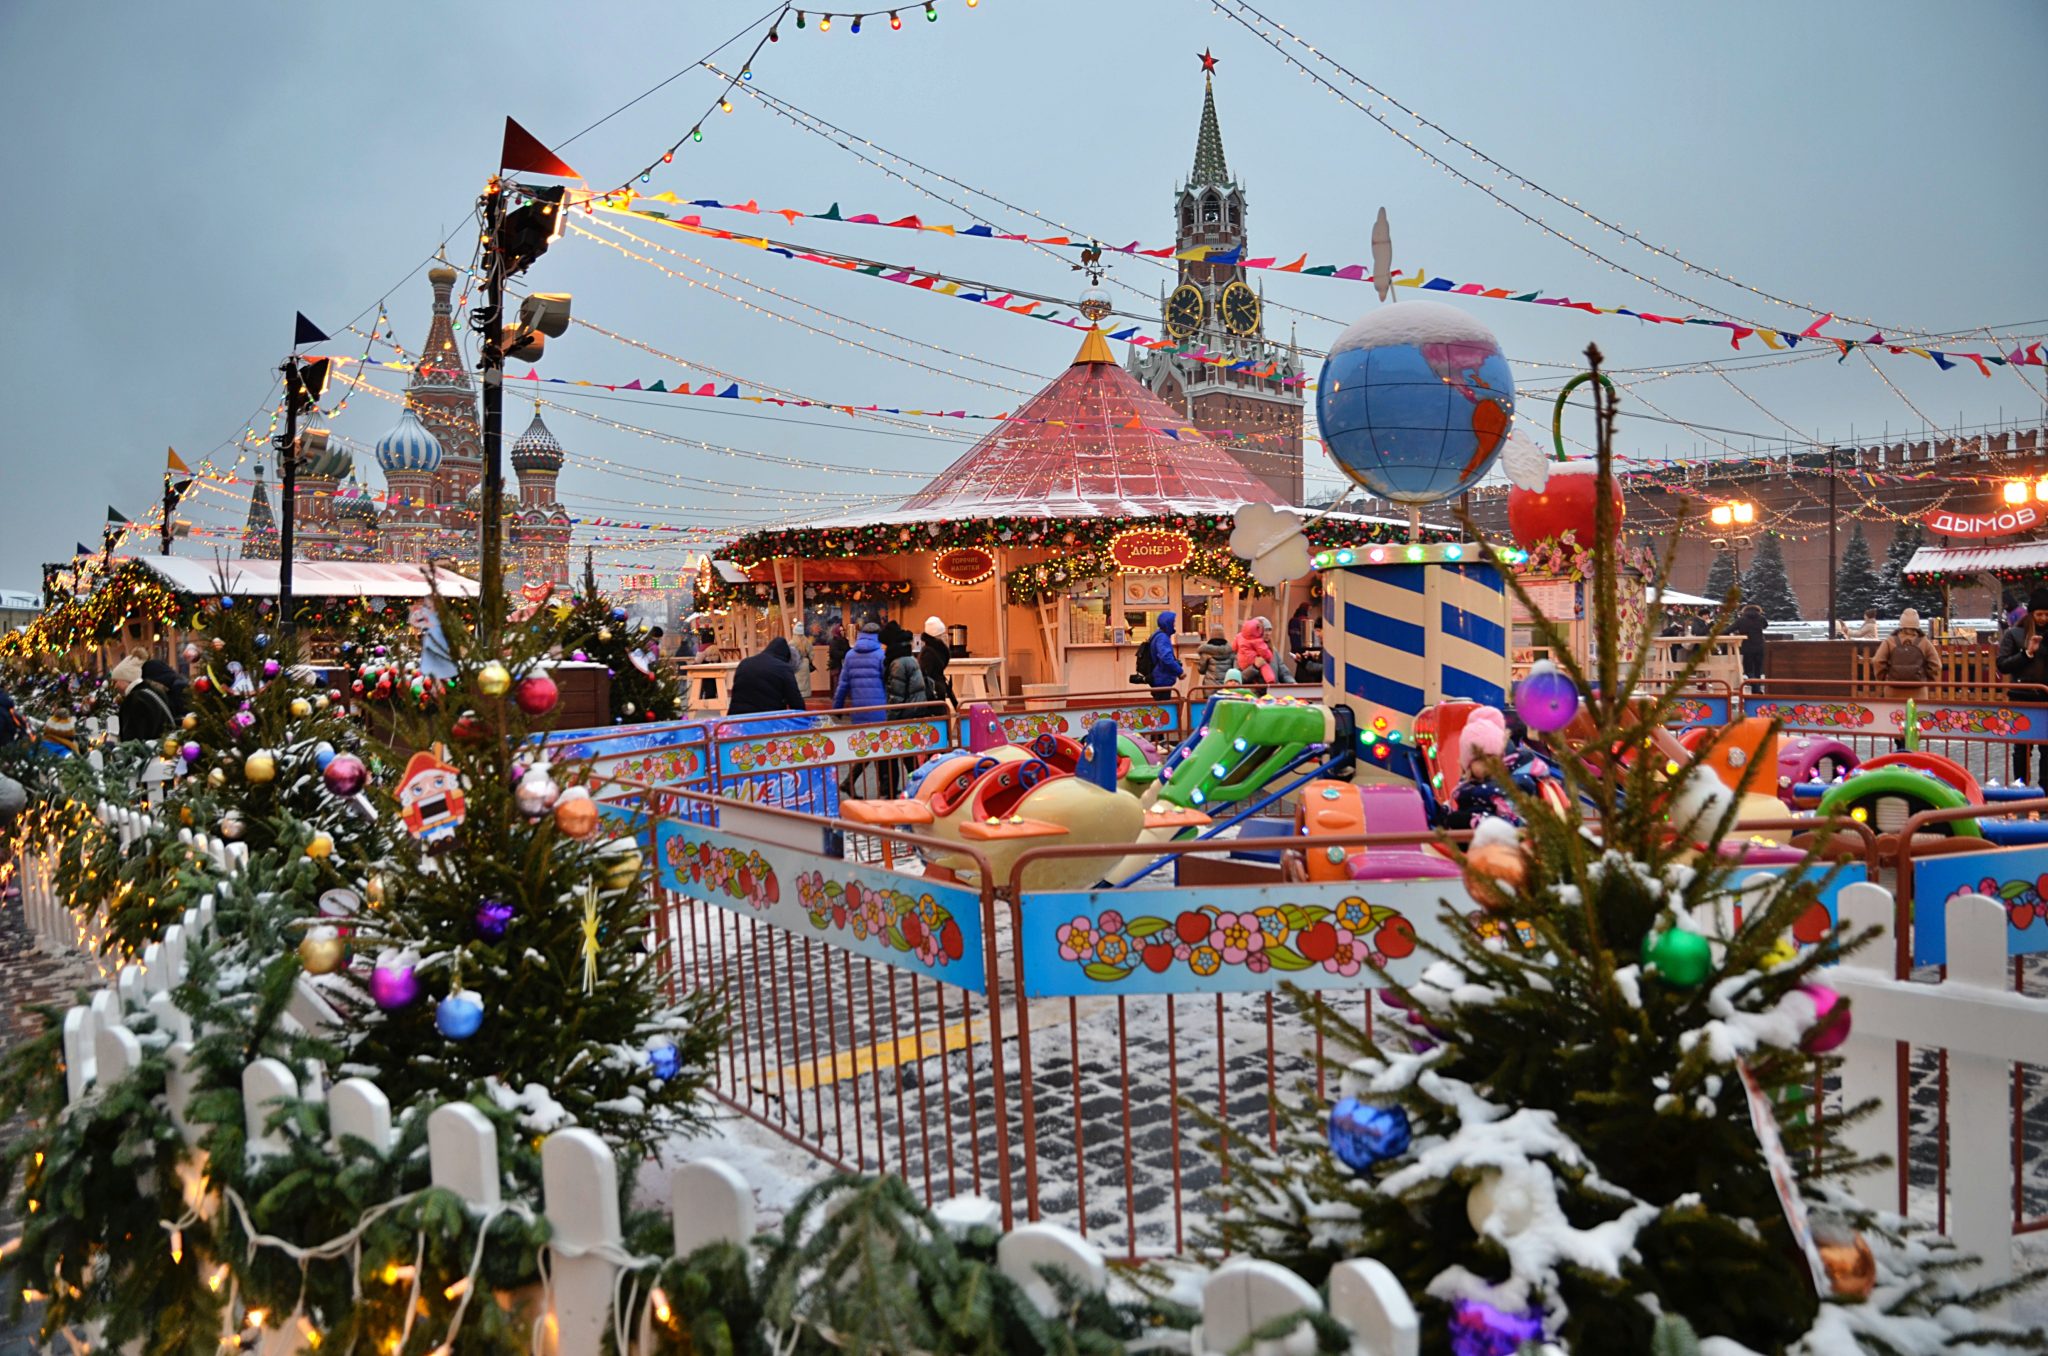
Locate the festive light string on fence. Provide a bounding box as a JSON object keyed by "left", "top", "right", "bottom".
{"left": 637, "top": 191, "right": 2045, "bottom": 378}
{"left": 575, "top": 212, "right": 1045, "bottom": 388}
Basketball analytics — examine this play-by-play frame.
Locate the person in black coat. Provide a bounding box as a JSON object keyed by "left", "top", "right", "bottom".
{"left": 111, "top": 653, "right": 176, "bottom": 744}
{"left": 726, "top": 637, "right": 807, "bottom": 717}
{"left": 918, "top": 616, "right": 953, "bottom": 707}
{"left": 141, "top": 658, "right": 190, "bottom": 719}
{"left": 1732, "top": 603, "right": 1768, "bottom": 681}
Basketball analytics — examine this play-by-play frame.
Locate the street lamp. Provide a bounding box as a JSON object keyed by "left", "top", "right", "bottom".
{"left": 1709, "top": 499, "right": 1757, "bottom": 574}
{"left": 2001, "top": 478, "right": 2048, "bottom": 505}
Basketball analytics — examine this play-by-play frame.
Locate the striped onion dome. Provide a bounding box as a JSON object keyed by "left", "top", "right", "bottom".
{"left": 510, "top": 410, "right": 565, "bottom": 474}
{"left": 374, "top": 407, "right": 443, "bottom": 475}
{"left": 297, "top": 434, "right": 353, "bottom": 482}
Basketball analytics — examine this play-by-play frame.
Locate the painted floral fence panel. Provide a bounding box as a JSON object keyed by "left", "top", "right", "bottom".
{"left": 714, "top": 717, "right": 954, "bottom": 778}
{"left": 994, "top": 703, "right": 1180, "bottom": 744}
{"left": 1913, "top": 845, "right": 2048, "bottom": 964}
{"left": 1745, "top": 698, "right": 2047, "bottom": 740}
{"left": 1018, "top": 876, "right": 1492, "bottom": 998}
{"left": 654, "top": 819, "right": 987, "bottom": 992}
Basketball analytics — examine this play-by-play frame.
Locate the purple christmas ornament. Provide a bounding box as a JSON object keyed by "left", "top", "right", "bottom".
{"left": 231, "top": 710, "right": 257, "bottom": 731}
{"left": 474, "top": 899, "right": 516, "bottom": 941}
{"left": 1513, "top": 661, "right": 1579, "bottom": 734}
{"left": 262, "top": 658, "right": 281, "bottom": 679}
{"left": 1447, "top": 1299, "right": 1545, "bottom": 1356}
{"left": 368, "top": 962, "right": 420, "bottom": 1012}
{"left": 322, "top": 752, "right": 368, "bottom": 798}
{"left": 180, "top": 741, "right": 202, "bottom": 765}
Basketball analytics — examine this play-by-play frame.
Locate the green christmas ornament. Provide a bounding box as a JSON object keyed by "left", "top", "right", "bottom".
{"left": 1641, "top": 926, "right": 1713, "bottom": 987}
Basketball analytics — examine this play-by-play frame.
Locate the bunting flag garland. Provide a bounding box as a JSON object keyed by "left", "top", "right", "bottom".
{"left": 591, "top": 201, "right": 1314, "bottom": 385}
{"left": 605, "top": 192, "right": 2045, "bottom": 380}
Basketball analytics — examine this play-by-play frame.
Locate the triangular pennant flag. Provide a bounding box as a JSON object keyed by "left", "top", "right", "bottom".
{"left": 647, "top": 380, "right": 668, "bottom": 392}
{"left": 106, "top": 506, "right": 127, "bottom": 524}
{"left": 622, "top": 379, "right": 643, "bottom": 390}
{"left": 718, "top": 384, "right": 739, "bottom": 397}
{"left": 500, "top": 117, "right": 579, "bottom": 178}
{"left": 75, "top": 542, "right": 91, "bottom": 559}
{"left": 814, "top": 203, "right": 844, "bottom": 220}
{"left": 293, "top": 312, "right": 329, "bottom": 346}
{"left": 166, "top": 448, "right": 190, "bottom": 474}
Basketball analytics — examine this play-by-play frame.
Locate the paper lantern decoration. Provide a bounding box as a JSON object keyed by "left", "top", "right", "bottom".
{"left": 243, "top": 750, "right": 277, "bottom": 784}
{"left": 477, "top": 662, "right": 512, "bottom": 697}
{"left": 1642, "top": 925, "right": 1713, "bottom": 987}
{"left": 1328, "top": 1098, "right": 1411, "bottom": 1172}
{"left": 322, "top": 753, "right": 368, "bottom": 798}
{"left": 298, "top": 928, "right": 346, "bottom": 976}
{"left": 516, "top": 673, "right": 560, "bottom": 716}
{"left": 368, "top": 961, "right": 420, "bottom": 1012}
{"left": 1314, "top": 301, "right": 1515, "bottom": 505}
{"left": 435, "top": 991, "right": 485, "bottom": 1041}
{"left": 1513, "top": 662, "right": 1578, "bottom": 733}
{"left": 1801, "top": 983, "right": 1852, "bottom": 1053}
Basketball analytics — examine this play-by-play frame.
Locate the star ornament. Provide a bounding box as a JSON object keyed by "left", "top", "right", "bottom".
{"left": 1198, "top": 48, "right": 1218, "bottom": 73}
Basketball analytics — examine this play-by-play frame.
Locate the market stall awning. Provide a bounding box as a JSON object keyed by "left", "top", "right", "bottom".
{"left": 1902, "top": 541, "right": 2048, "bottom": 583}
{"left": 120, "top": 556, "right": 480, "bottom": 598}
{"left": 744, "top": 560, "right": 892, "bottom": 583}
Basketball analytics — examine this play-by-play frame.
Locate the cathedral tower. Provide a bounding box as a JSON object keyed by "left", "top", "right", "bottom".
{"left": 408, "top": 256, "right": 483, "bottom": 525}
{"left": 509, "top": 406, "right": 572, "bottom": 588}
{"left": 1126, "top": 53, "right": 1305, "bottom": 504}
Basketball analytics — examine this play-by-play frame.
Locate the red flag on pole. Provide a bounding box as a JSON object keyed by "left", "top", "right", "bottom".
{"left": 500, "top": 117, "right": 579, "bottom": 178}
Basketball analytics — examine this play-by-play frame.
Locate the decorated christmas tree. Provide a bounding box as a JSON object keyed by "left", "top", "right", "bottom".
{"left": 554, "top": 587, "right": 683, "bottom": 725}
{"left": 1880, "top": 525, "right": 1942, "bottom": 618}
{"left": 1703, "top": 548, "right": 1739, "bottom": 605}
{"left": 1208, "top": 347, "right": 2043, "bottom": 1354}
{"left": 333, "top": 593, "right": 718, "bottom": 1157}
{"left": 1741, "top": 532, "right": 1801, "bottom": 621}
{"left": 1835, "top": 524, "right": 1887, "bottom": 624}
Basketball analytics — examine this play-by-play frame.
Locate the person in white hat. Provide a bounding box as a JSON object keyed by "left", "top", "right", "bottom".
{"left": 918, "top": 616, "right": 954, "bottom": 707}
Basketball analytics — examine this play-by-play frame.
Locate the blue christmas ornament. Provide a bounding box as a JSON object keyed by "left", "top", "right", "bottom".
{"left": 435, "top": 991, "right": 485, "bottom": 1040}
{"left": 1329, "top": 1098, "right": 1411, "bottom": 1172}
{"left": 218, "top": 595, "right": 235, "bottom": 609}
{"left": 254, "top": 632, "right": 270, "bottom": 650}
{"left": 313, "top": 741, "right": 336, "bottom": 770}
{"left": 1315, "top": 301, "right": 1516, "bottom": 505}
{"left": 648, "top": 1044, "right": 680, "bottom": 1080}
{"left": 610, "top": 607, "right": 628, "bottom": 622}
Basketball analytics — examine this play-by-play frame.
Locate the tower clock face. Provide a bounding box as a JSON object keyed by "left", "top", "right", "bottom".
{"left": 1221, "top": 280, "right": 1260, "bottom": 336}
{"left": 1166, "top": 283, "right": 1205, "bottom": 339}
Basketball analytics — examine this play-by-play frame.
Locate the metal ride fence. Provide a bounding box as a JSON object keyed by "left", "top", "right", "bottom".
{"left": 1743, "top": 678, "right": 2048, "bottom": 790}
{"left": 611, "top": 755, "right": 1889, "bottom": 1257}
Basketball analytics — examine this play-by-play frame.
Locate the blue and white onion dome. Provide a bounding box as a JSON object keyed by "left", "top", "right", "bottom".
{"left": 511, "top": 410, "right": 565, "bottom": 474}
{"left": 374, "top": 406, "right": 443, "bottom": 475}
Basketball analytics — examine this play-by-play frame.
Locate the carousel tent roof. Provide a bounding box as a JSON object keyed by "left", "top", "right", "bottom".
{"left": 120, "top": 556, "right": 481, "bottom": 598}
{"left": 859, "top": 328, "right": 1288, "bottom": 523}
{"left": 1902, "top": 541, "right": 2048, "bottom": 582}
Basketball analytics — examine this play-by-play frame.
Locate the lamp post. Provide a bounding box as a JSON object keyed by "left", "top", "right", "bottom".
{"left": 273, "top": 355, "right": 329, "bottom": 637}
{"left": 1709, "top": 499, "right": 1757, "bottom": 574}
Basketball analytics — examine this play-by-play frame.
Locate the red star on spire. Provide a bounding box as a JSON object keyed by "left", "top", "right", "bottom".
{"left": 1198, "top": 48, "right": 1219, "bottom": 74}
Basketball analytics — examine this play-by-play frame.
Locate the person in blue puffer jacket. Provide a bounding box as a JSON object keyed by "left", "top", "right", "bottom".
{"left": 832, "top": 622, "right": 888, "bottom": 719}
{"left": 1148, "top": 610, "right": 1185, "bottom": 700}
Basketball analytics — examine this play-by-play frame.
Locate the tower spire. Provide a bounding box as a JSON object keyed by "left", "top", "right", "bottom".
{"left": 1191, "top": 52, "right": 1231, "bottom": 186}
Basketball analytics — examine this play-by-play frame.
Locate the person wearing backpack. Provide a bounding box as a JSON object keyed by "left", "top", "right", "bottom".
{"left": 1137, "top": 610, "right": 1185, "bottom": 701}
{"left": 111, "top": 651, "right": 177, "bottom": 745}
{"left": 1875, "top": 607, "right": 1941, "bottom": 751}
{"left": 1997, "top": 589, "right": 2048, "bottom": 784}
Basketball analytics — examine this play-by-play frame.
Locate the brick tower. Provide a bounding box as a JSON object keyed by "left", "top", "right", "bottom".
{"left": 408, "top": 256, "right": 483, "bottom": 529}
{"left": 1126, "top": 51, "right": 1305, "bottom": 504}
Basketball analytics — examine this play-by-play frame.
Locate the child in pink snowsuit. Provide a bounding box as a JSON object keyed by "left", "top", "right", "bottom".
{"left": 1233, "top": 618, "right": 1277, "bottom": 687}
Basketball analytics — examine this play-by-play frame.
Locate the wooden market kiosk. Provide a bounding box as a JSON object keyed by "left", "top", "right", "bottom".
{"left": 702, "top": 329, "right": 1427, "bottom": 700}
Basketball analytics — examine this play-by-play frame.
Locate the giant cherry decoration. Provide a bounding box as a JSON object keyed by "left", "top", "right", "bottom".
{"left": 1505, "top": 371, "right": 1625, "bottom": 551}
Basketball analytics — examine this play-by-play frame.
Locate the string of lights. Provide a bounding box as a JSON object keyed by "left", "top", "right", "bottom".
{"left": 1217, "top": 0, "right": 1952, "bottom": 342}
{"left": 575, "top": 213, "right": 1045, "bottom": 387}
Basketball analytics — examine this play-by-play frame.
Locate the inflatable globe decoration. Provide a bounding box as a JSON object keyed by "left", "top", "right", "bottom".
{"left": 1314, "top": 301, "right": 1516, "bottom": 504}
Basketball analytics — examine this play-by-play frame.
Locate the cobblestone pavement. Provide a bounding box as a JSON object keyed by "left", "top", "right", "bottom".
{"left": 0, "top": 886, "right": 98, "bottom": 1356}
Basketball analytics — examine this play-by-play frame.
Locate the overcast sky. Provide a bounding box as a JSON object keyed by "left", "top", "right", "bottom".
{"left": 1, "top": 0, "right": 2042, "bottom": 588}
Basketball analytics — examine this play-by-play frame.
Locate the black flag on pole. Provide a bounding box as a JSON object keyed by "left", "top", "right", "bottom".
{"left": 294, "top": 312, "right": 329, "bottom": 347}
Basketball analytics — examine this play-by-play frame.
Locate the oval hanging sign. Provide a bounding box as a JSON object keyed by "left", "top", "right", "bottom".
{"left": 1108, "top": 528, "right": 1195, "bottom": 573}
{"left": 1923, "top": 505, "right": 2042, "bottom": 539}
{"left": 932, "top": 547, "right": 996, "bottom": 586}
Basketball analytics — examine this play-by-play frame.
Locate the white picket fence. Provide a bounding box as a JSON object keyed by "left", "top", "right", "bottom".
{"left": 42, "top": 802, "right": 1423, "bottom": 1355}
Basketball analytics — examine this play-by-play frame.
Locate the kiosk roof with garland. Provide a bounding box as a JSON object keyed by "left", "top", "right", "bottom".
{"left": 3, "top": 555, "right": 477, "bottom": 663}
{"left": 705, "top": 327, "right": 1443, "bottom": 694}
